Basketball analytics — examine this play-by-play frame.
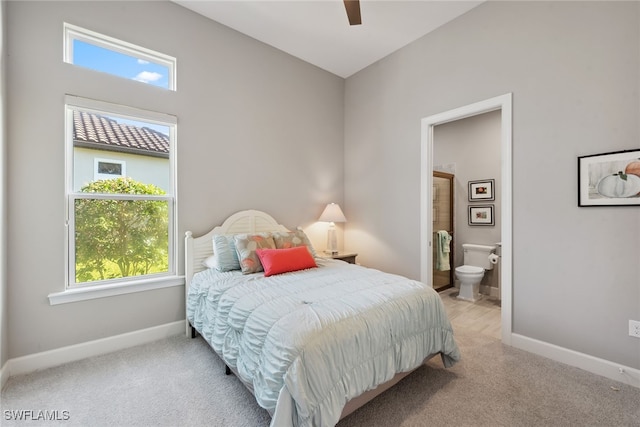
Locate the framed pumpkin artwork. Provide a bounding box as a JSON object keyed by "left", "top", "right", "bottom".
{"left": 578, "top": 149, "right": 640, "bottom": 206}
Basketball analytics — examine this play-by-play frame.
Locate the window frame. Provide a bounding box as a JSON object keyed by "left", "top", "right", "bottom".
{"left": 63, "top": 23, "right": 177, "bottom": 91}
{"left": 49, "top": 95, "right": 180, "bottom": 305}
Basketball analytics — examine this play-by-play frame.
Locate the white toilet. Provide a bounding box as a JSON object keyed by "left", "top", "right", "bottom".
{"left": 455, "top": 243, "right": 496, "bottom": 302}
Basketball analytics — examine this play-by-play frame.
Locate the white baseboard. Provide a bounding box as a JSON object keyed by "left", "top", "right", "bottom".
{"left": 4, "top": 320, "right": 185, "bottom": 382}
{"left": 511, "top": 333, "right": 640, "bottom": 389}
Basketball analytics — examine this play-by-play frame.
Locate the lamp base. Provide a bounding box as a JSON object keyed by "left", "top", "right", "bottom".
{"left": 326, "top": 224, "right": 338, "bottom": 254}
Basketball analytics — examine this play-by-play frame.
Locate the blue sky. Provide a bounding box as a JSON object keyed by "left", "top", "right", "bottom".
{"left": 74, "top": 40, "right": 171, "bottom": 135}
{"left": 73, "top": 40, "right": 170, "bottom": 89}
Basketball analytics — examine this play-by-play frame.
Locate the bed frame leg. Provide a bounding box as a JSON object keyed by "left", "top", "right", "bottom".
{"left": 225, "top": 365, "right": 231, "bottom": 375}
{"left": 189, "top": 323, "right": 198, "bottom": 339}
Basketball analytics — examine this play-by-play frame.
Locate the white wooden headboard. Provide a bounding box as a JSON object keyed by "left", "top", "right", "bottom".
{"left": 184, "top": 210, "right": 289, "bottom": 336}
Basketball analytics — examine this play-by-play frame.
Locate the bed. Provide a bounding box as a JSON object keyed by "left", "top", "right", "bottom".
{"left": 185, "top": 210, "right": 460, "bottom": 427}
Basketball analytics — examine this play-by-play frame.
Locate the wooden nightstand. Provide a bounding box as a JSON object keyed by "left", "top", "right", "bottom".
{"left": 327, "top": 252, "right": 358, "bottom": 264}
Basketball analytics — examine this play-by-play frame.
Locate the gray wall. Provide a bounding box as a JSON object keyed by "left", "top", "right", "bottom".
{"left": 6, "top": 1, "right": 343, "bottom": 359}
{"left": 344, "top": 1, "right": 640, "bottom": 369}
{"left": 1, "top": 0, "right": 7, "bottom": 369}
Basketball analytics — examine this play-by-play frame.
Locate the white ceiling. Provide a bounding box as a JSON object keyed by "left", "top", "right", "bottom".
{"left": 172, "top": 1, "right": 483, "bottom": 78}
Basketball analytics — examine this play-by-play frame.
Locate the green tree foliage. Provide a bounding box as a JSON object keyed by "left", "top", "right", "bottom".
{"left": 75, "top": 177, "right": 168, "bottom": 283}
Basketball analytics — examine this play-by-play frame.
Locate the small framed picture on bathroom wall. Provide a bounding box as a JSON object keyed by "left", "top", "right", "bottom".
{"left": 468, "top": 179, "right": 495, "bottom": 201}
{"left": 468, "top": 205, "right": 494, "bottom": 226}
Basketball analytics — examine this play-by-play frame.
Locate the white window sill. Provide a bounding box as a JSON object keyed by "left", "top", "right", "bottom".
{"left": 48, "top": 275, "right": 185, "bottom": 305}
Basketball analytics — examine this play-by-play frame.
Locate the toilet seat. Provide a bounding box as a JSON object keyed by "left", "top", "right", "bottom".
{"left": 455, "top": 265, "right": 484, "bottom": 274}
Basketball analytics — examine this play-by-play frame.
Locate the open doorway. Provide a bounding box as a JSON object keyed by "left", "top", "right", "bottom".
{"left": 420, "top": 94, "right": 512, "bottom": 345}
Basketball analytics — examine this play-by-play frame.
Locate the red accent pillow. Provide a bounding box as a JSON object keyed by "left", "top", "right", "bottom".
{"left": 256, "top": 246, "right": 317, "bottom": 277}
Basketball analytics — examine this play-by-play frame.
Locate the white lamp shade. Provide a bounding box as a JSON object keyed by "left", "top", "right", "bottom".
{"left": 318, "top": 203, "right": 347, "bottom": 223}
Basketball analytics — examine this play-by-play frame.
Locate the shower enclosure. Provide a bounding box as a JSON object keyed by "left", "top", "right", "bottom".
{"left": 432, "top": 171, "right": 454, "bottom": 291}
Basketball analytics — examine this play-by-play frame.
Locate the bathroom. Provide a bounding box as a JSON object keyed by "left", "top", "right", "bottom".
{"left": 432, "top": 110, "right": 501, "bottom": 301}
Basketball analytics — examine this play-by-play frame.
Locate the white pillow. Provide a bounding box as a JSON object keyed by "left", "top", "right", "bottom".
{"left": 203, "top": 255, "right": 217, "bottom": 269}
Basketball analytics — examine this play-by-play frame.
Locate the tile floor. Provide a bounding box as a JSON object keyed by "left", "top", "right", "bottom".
{"left": 438, "top": 287, "right": 502, "bottom": 340}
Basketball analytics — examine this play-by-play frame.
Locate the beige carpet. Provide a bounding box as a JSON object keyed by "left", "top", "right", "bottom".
{"left": 339, "top": 330, "right": 640, "bottom": 426}
{"left": 2, "top": 330, "right": 639, "bottom": 426}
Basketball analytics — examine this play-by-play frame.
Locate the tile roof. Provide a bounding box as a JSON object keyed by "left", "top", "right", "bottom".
{"left": 73, "top": 110, "right": 169, "bottom": 158}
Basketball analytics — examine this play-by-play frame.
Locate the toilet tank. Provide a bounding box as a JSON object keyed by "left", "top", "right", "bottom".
{"left": 462, "top": 243, "right": 496, "bottom": 270}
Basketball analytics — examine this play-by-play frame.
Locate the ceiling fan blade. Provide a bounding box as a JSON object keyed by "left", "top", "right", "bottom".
{"left": 343, "top": 0, "right": 362, "bottom": 26}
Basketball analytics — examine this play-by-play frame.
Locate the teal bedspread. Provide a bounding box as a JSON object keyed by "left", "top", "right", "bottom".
{"left": 187, "top": 259, "right": 460, "bottom": 427}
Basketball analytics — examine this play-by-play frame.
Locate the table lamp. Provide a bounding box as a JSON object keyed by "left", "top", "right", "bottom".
{"left": 318, "top": 203, "right": 347, "bottom": 255}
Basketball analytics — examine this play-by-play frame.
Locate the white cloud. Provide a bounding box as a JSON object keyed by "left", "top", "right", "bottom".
{"left": 137, "top": 59, "right": 150, "bottom": 65}
{"left": 133, "top": 71, "right": 163, "bottom": 84}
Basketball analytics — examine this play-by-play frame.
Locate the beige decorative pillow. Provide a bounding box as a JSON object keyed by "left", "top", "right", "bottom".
{"left": 272, "top": 229, "right": 317, "bottom": 258}
{"left": 233, "top": 233, "right": 276, "bottom": 274}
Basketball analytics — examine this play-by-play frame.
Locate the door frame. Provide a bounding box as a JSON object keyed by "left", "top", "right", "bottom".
{"left": 420, "top": 93, "right": 513, "bottom": 344}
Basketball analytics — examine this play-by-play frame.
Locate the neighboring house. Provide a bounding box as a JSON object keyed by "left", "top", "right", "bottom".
{"left": 72, "top": 110, "right": 170, "bottom": 192}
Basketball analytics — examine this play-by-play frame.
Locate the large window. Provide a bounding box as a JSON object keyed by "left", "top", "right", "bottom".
{"left": 63, "top": 23, "right": 176, "bottom": 91}
{"left": 64, "top": 96, "right": 177, "bottom": 291}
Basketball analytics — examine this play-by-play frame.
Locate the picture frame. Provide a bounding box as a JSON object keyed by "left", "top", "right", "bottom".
{"left": 578, "top": 149, "right": 640, "bottom": 206}
{"left": 468, "top": 205, "right": 494, "bottom": 226}
{"left": 468, "top": 179, "right": 495, "bottom": 201}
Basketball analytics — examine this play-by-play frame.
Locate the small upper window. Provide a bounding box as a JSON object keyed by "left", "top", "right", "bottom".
{"left": 63, "top": 23, "right": 176, "bottom": 91}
